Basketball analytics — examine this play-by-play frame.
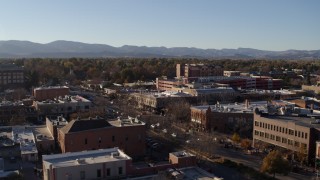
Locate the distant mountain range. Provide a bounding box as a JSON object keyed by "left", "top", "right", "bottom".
{"left": 0, "top": 40, "right": 319, "bottom": 59}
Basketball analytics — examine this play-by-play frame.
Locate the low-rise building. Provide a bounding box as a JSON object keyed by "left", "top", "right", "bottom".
{"left": 32, "top": 125, "right": 55, "bottom": 153}
{"left": 33, "top": 86, "right": 70, "bottom": 101}
{"left": 43, "top": 147, "right": 131, "bottom": 180}
{"left": 58, "top": 116, "right": 146, "bottom": 158}
{"left": 0, "top": 127, "right": 20, "bottom": 159}
{"left": 43, "top": 148, "right": 202, "bottom": 180}
{"left": 12, "top": 126, "right": 38, "bottom": 161}
{"left": 224, "top": 71, "right": 241, "bottom": 77}
{"left": 191, "top": 101, "right": 267, "bottom": 137}
{"left": 33, "top": 95, "right": 92, "bottom": 116}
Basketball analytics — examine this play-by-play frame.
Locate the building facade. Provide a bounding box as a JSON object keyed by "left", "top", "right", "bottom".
{"left": 57, "top": 117, "right": 146, "bottom": 158}
{"left": 190, "top": 101, "right": 266, "bottom": 137}
{"left": 0, "top": 64, "right": 24, "bottom": 91}
{"left": 43, "top": 148, "right": 131, "bottom": 180}
{"left": 253, "top": 112, "right": 320, "bottom": 162}
{"left": 33, "top": 86, "right": 70, "bottom": 101}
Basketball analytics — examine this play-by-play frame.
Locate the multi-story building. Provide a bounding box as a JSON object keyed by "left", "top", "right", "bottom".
{"left": 0, "top": 64, "right": 24, "bottom": 91}
{"left": 253, "top": 111, "right": 320, "bottom": 163}
{"left": 0, "top": 101, "right": 26, "bottom": 125}
{"left": 190, "top": 101, "right": 267, "bottom": 137}
{"left": 33, "top": 86, "right": 70, "bottom": 101}
{"left": 177, "top": 64, "right": 224, "bottom": 78}
{"left": 57, "top": 116, "right": 146, "bottom": 158}
{"left": 33, "top": 95, "right": 92, "bottom": 116}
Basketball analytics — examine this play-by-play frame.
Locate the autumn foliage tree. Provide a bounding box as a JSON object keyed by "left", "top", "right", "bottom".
{"left": 261, "top": 150, "right": 291, "bottom": 178}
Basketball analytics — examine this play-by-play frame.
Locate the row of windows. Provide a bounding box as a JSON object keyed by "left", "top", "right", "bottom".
{"left": 254, "top": 130, "right": 307, "bottom": 148}
{"left": 84, "top": 135, "right": 133, "bottom": 145}
{"left": 254, "top": 121, "right": 308, "bottom": 139}
{"left": 79, "top": 167, "right": 123, "bottom": 179}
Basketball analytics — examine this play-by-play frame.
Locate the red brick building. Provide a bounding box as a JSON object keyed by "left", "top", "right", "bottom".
{"left": 33, "top": 86, "right": 70, "bottom": 101}
{"left": 58, "top": 117, "right": 146, "bottom": 158}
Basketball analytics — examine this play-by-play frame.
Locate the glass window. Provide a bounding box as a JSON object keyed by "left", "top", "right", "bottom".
{"left": 118, "top": 167, "right": 123, "bottom": 175}
{"left": 80, "top": 171, "right": 85, "bottom": 180}
{"left": 97, "top": 169, "right": 101, "bottom": 178}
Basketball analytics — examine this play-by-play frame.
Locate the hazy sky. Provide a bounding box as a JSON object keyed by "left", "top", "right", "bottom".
{"left": 0, "top": 0, "right": 319, "bottom": 50}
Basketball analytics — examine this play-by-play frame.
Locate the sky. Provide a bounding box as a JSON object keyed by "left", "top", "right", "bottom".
{"left": 0, "top": 0, "right": 319, "bottom": 51}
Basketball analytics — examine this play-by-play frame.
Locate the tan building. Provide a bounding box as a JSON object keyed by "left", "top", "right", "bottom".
{"left": 33, "top": 86, "right": 70, "bottom": 101}
{"left": 224, "top": 71, "right": 241, "bottom": 77}
{"left": 57, "top": 117, "right": 146, "bottom": 158}
{"left": 253, "top": 111, "right": 320, "bottom": 162}
{"left": 176, "top": 64, "right": 223, "bottom": 78}
{"left": 33, "top": 95, "right": 92, "bottom": 116}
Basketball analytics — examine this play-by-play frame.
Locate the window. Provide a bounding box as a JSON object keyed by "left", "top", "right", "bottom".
{"left": 302, "top": 132, "right": 304, "bottom": 138}
{"left": 268, "top": 124, "right": 270, "bottom": 129}
{"left": 112, "top": 136, "right": 115, "bottom": 142}
{"left": 97, "top": 169, "right": 101, "bottom": 178}
{"left": 107, "top": 168, "right": 110, "bottom": 176}
{"left": 118, "top": 167, "right": 123, "bottom": 175}
{"left": 286, "top": 128, "right": 288, "bottom": 134}
{"left": 265, "top": 133, "right": 269, "bottom": 138}
{"left": 80, "top": 171, "right": 85, "bottom": 180}
{"left": 295, "top": 130, "right": 297, "bottom": 136}
{"left": 289, "top": 129, "right": 294, "bottom": 135}
{"left": 288, "top": 139, "right": 293, "bottom": 145}
{"left": 305, "top": 133, "right": 308, "bottom": 139}
{"left": 98, "top": 137, "right": 101, "bottom": 143}
{"left": 254, "top": 130, "right": 259, "bottom": 135}
{"left": 294, "top": 141, "right": 300, "bottom": 147}
{"left": 255, "top": 121, "right": 259, "bottom": 126}
{"left": 276, "top": 136, "right": 281, "bottom": 142}
{"left": 279, "top": 127, "right": 282, "bottom": 133}
{"left": 85, "top": 138, "right": 87, "bottom": 145}
{"left": 298, "top": 131, "right": 301, "bottom": 137}
{"left": 282, "top": 138, "right": 287, "bottom": 144}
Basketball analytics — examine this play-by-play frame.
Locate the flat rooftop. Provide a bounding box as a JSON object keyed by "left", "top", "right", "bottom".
{"left": 36, "top": 95, "right": 91, "bottom": 105}
{"left": 108, "top": 117, "right": 146, "bottom": 127}
{"left": 31, "top": 125, "right": 54, "bottom": 142}
{"left": 46, "top": 115, "right": 68, "bottom": 126}
{"left": 191, "top": 101, "right": 268, "bottom": 114}
{"left": 134, "top": 91, "right": 193, "bottom": 98}
{"left": 33, "top": 86, "right": 69, "bottom": 90}
{"left": 43, "top": 148, "right": 131, "bottom": 168}
{"left": 0, "top": 127, "right": 15, "bottom": 147}
{"left": 170, "top": 151, "right": 195, "bottom": 158}
{"left": 12, "top": 127, "right": 38, "bottom": 155}
{"left": 258, "top": 113, "right": 320, "bottom": 129}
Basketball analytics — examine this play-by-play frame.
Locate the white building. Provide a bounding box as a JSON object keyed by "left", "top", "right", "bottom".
{"left": 43, "top": 148, "right": 131, "bottom": 180}
{"left": 12, "top": 126, "right": 38, "bottom": 161}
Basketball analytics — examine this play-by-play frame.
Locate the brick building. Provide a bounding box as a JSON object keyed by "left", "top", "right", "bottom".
{"left": 190, "top": 101, "right": 267, "bottom": 137}
{"left": 57, "top": 117, "right": 146, "bottom": 158}
{"left": 0, "top": 64, "right": 24, "bottom": 91}
{"left": 33, "top": 86, "right": 70, "bottom": 101}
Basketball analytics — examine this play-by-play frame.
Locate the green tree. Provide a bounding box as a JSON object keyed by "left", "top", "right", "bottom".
{"left": 261, "top": 150, "right": 291, "bottom": 178}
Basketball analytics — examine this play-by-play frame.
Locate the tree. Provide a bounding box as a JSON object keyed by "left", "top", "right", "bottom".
{"left": 240, "top": 139, "right": 251, "bottom": 150}
{"left": 261, "top": 150, "right": 291, "bottom": 178}
{"left": 296, "top": 146, "right": 307, "bottom": 166}
{"left": 231, "top": 133, "right": 241, "bottom": 144}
